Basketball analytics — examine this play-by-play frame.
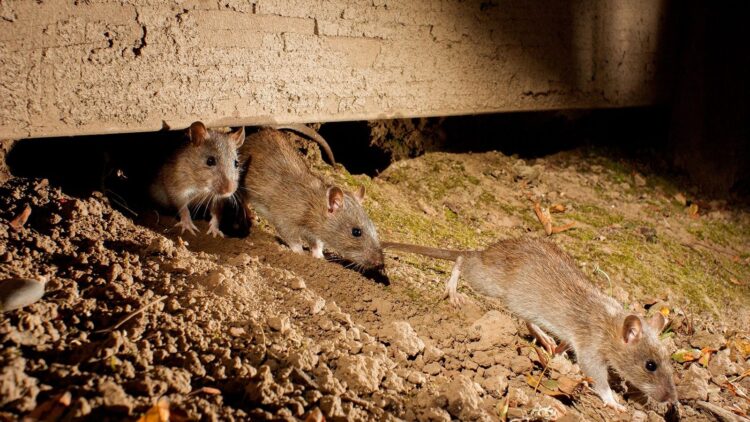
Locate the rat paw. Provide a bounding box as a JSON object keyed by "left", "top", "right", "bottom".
{"left": 604, "top": 399, "right": 627, "bottom": 413}
{"left": 175, "top": 219, "right": 198, "bottom": 235}
{"left": 445, "top": 290, "right": 467, "bottom": 307}
{"left": 206, "top": 225, "right": 225, "bottom": 238}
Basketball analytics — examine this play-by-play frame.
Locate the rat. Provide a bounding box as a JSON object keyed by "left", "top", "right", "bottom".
{"left": 150, "top": 121, "right": 245, "bottom": 237}
{"left": 382, "top": 238, "right": 677, "bottom": 410}
{"left": 239, "top": 127, "right": 383, "bottom": 270}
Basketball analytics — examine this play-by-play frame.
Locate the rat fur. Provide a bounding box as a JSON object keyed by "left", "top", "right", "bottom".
{"left": 240, "top": 128, "right": 383, "bottom": 269}
{"left": 383, "top": 238, "right": 677, "bottom": 410}
{"left": 150, "top": 122, "right": 244, "bottom": 237}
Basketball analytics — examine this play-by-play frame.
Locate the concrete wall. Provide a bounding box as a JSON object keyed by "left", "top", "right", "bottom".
{"left": 0, "top": 0, "right": 670, "bottom": 139}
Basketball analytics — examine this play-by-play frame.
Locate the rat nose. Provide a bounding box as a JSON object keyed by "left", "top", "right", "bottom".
{"left": 217, "top": 177, "right": 236, "bottom": 197}
{"left": 658, "top": 384, "right": 678, "bottom": 403}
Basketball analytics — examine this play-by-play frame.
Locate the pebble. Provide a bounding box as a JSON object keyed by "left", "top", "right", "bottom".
{"left": 381, "top": 321, "right": 425, "bottom": 357}
{"left": 677, "top": 364, "right": 710, "bottom": 401}
{"left": 0, "top": 278, "right": 46, "bottom": 312}
{"left": 268, "top": 316, "right": 290, "bottom": 333}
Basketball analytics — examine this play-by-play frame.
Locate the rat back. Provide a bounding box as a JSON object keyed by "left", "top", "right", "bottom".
{"left": 462, "top": 238, "right": 621, "bottom": 346}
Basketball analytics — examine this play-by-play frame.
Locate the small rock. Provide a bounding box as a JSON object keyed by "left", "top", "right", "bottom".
{"left": 407, "top": 371, "right": 426, "bottom": 385}
{"left": 708, "top": 349, "right": 738, "bottom": 378}
{"left": 229, "top": 327, "right": 246, "bottom": 337}
{"left": 690, "top": 330, "right": 726, "bottom": 349}
{"left": 548, "top": 355, "right": 574, "bottom": 375}
{"left": 632, "top": 410, "right": 648, "bottom": 422}
{"left": 677, "top": 364, "right": 710, "bottom": 401}
{"left": 469, "top": 311, "right": 517, "bottom": 351}
{"left": 227, "top": 253, "right": 252, "bottom": 266}
{"left": 334, "top": 355, "right": 385, "bottom": 393}
{"left": 98, "top": 380, "right": 133, "bottom": 413}
{"left": 381, "top": 321, "right": 425, "bottom": 357}
{"left": 509, "top": 355, "right": 534, "bottom": 374}
{"left": 268, "top": 316, "right": 290, "bottom": 333}
{"left": 480, "top": 374, "right": 508, "bottom": 396}
{"left": 423, "top": 362, "right": 442, "bottom": 376}
{"left": 418, "top": 407, "right": 451, "bottom": 422}
{"left": 309, "top": 297, "right": 326, "bottom": 315}
{"left": 424, "top": 345, "right": 445, "bottom": 363}
{"left": 440, "top": 375, "right": 482, "bottom": 419}
{"left": 290, "top": 278, "right": 306, "bottom": 290}
{"left": 0, "top": 278, "right": 46, "bottom": 312}
{"left": 319, "top": 395, "right": 345, "bottom": 419}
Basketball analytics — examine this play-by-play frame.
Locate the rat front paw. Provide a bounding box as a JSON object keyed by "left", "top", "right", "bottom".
{"left": 445, "top": 290, "right": 467, "bottom": 307}
{"left": 206, "top": 224, "right": 225, "bottom": 238}
{"left": 175, "top": 219, "right": 198, "bottom": 235}
{"left": 604, "top": 398, "right": 626, "bottom": 413}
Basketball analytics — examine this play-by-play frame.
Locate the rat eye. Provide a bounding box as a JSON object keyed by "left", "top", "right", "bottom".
{"left": 645, "top": 360, "right": 657, "bottom": 372}
{"left": 351, "top": 228, "right": 362, "bottom": 237}
{"left": 234, "top": 159, "right": 240, "bottom": 168}
{"left": 206, "top": 156, "right": 216, "bottom": 167}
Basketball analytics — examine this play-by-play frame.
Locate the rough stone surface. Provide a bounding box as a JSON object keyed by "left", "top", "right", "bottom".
{"left": 334, "top": 355, "right": 386, "bottom": 394}
{"left": 440, "top": 375, "right": 482, "bottom": 419}
{"left": 0, "top": 0, "right": 669, "bottom": 139}
{"left": 381, "top": 321, "right": 425, "bottom": 357}
{"left": 677, "top": 364, "right": 710, "bottom": 401}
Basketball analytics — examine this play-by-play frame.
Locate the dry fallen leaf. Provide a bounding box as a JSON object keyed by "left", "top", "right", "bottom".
{"left": 305, "top": 408, "right": 325, "bottom": 422}
{"left": 687, "top": 203, "right": 699, "bottom": 219}
{"left": 550, "top": 204, "right": 566, "bottom": 213}
{"left": 729, "top": 277, "right": 745, "bottom": 286}
{"left": 557, "top": 376, "right": 584, "bottom": 395}
{"left": 9, "top": 204, "right": 31, "bottom": 231}
{"left": 660, "top": 307, "right": 670, "bottom": 318}
{"left": 524, "top": 374, "right": 572, "bottom": 399}
{"left": 672, "top": 348, "right": 702, "bottom": 363}
{"left": 698, "top": 348, "right": 717, "bottom": 367}
{"left": 137, "top": 399, "right": 169, "bottom": 422}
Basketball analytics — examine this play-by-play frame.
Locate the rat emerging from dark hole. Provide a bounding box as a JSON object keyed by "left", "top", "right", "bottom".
{"left": 150, "top": 122, "right": 244, "bottom": 237}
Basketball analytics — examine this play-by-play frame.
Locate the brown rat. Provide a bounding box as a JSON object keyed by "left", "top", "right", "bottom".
{"left": 383, "top": 238, "right": 677, "bottom": 410}
{"left": 239, "top": 128, "right": 383, "bottom": 269}
{"left": 150, "top": 121, "right": 245, "bottom": 237}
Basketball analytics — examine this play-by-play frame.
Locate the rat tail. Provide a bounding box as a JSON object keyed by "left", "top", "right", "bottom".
{"left": 273, "top": 124, "right": 336, "bottom": 165}
{"left": 382, "top": 241, "right": 464, "bottom": 261}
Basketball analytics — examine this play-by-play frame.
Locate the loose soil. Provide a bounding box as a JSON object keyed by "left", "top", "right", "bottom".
{"left": 1, "top": 140, "right": 749, "bottom": 421}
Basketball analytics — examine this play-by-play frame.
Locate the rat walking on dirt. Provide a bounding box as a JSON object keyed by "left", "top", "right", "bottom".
{"left": 239, "top": 127, "right": 383, "bottom": 270}
{"left": 383, "top": 238, "right": 677, "bottom": 410}
{"left": 150, "top": 121, "right": 245, "bottom": 237}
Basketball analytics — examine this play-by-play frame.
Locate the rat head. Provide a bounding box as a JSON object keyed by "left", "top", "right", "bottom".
{"left": 609, "top": 313, "right": 677, "bottom": 403}
{"left": 320, "top": 185, "right": 383, "bottom": 270}
{"left": 183, "top": 121, "right": 245, "bottom": 199}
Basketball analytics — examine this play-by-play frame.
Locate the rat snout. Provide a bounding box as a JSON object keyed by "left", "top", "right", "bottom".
{"left": 656, "top": 381, "right": 678, "bottom": 403}
{"left": 216, "top": 176, "right": 237, "bottom": 198}
{"left": 369, "top": 250, "right": 385, "bottom": 269}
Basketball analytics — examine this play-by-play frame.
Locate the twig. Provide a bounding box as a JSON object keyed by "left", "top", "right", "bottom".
{"left": 551, "top": 222, "right": 575, "bottom": 234}
{"left": 95, "top": 296, "right": 166, "bottom": 334}
{"left": 594, "top": 265, "right": 613, "bottom": 296}
{"left": 9, "top": 204, "right": 31, "bottom": 231}
{"left": 533, "top": 202, "right": 552, "bottom": 235}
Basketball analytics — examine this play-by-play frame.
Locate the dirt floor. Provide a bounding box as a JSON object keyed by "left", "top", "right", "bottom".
{"left": 1, "top": 138, "right": 750, "bottom": 421}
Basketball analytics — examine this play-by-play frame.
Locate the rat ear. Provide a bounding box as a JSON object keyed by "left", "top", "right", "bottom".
{"left": 622, "top": 315, "right": 643, "bottom": 344}
{"left": 647, "top": 313, "right": 668, "bottom": 333}
{"left": 354, "top": 185, "right": 365, "bottom": 203}
{"left": 228, "top": 127, "right": 245, "bottom": 148}
{"left": 327, "top": 187, "right": 344, "bottom": 214}
{"left": 188, "top": 121, "right": 209, "bottom": 145}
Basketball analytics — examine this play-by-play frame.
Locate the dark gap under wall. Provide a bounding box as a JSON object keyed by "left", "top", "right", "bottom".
{"left": 5, "top": 108, "right": 748, "bottom": 215}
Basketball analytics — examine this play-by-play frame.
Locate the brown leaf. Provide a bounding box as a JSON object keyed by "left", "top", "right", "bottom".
{"left": 551, "top": 222, "right": 575, "bottom": 234}
{"left": 137, "top": 400, "right": 169, "bottom": 422}
{"left": 557, "top": 376, "right": 584, "bottom": 395}
{"left": 729, "top": 277, "right": 745, "bottom": 286}
{"left": 23, "top": 391, "right": 71, "bottom": 422}
{"left": 533, "top": 203, "right": 552, "bottom": 235}
{"left": 305, "top": 408, "right": 325, "bottom": 422}
{"left": 687, "top": 203, "right": 699, "bottom": 219}
{"left": 699, "top": 348, "right": 717, "bottom": 367}
{"left": 525, "top": 374, "right": 571, "bottom": 398}
{"left": 550, "top": 204, "right": 566, "bottom": 213}
{"left": 9, "top": 204, "right": 31, "bottom": 231}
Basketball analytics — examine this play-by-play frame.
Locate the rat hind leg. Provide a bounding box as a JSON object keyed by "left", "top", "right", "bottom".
{"left": 445, "top": 256, "right": 467, "bottom": 306}
{"left": 527, "top": 322, "right": 558, "bottom": 355}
